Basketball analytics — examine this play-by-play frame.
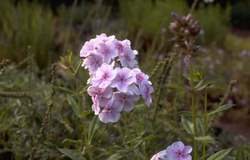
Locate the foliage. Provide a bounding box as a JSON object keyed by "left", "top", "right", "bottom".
{"left": 194, "top": 3, "right": 231, "bottom": 47}
{"left": 0, "top": 0, "right": 56, "bottom": 69}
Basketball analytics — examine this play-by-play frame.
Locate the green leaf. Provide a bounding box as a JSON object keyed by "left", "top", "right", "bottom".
{"left": 80, "top": 84, "right": 91, "bottom": 95}
{"left": 194, "top": 78, "right": 219, "bottom": 91}
{"left": 207, "top": 85, "right": 229, "bottom": 91}
{"left": 74, "top": 59, "right": 83, "bottom": 74}
{"left": 244, "top": 147, "right": 250, "bottom": 154}
{"left": 183, "top": 74, "right": 199, "bottom": 82}
{"left": 67, "top": 94, "right": 81, "bottom": 118}
{"left": 195, "top": 136, "right": 217, "bottom": 145}
{"left": 208, "top": 104, "right": 235, "bottom": 116}
{"left": 181, "top": 116, "right": 193, "bottom": 135}
{"left": 165, "top": 84, "right": 189, "bottom": 91}
{"left": 57, "top": 148, "right": 86, "bottom": 160}
{"left": 144, "top": 134, "right": 155, "bottom": 141}
{"left": 88, "top": 116, "right": 101, "bottom": 145}
{"left": 224, "top": 156, "right": 236, "bottom": 160}
{"left": 69, "top": 52, "right": 72, "bottom": 63}
{"left": 174, "top": 111, "right": 203, "bottom": 118}
{"left": 55, "top": 86, "right": 77, "bottom": 94}
{"left": 62, "top": 139, "right": 83, "bottom": 145}
{"left": 107, "top": 148, "right": 132, "bottom": 160}
{"left": 196, "top": 118, "right": 205, "bottom": 137}
{"left": 236, "top": 144, "right": 244, "bottom": 160}
{"left": 81, "top": 110, "right": 91, "bottom": 117}
{"left": 207, "top": 148, "right": 233, "bottom": 160}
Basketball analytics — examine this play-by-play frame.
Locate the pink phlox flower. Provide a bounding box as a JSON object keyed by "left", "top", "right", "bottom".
{"left": 98, "top": 100, "right": 122, "bottom": 123}
{"left": 114, "top": 39, "right": 131, "bottom": 54}
{"left": 87, "top": 86, "right": 113, "bottom": 107}
{"left": 96, "top": 42, "right": 118, "bottom": 64}
{"left": 82, "top": 53, "right": 103, "bottom": 73}
{"left": 141, "top": 80, "right": 154, "bottom": 107}
{"left": 80, "top": 39, "right": 96, "bottom": 57}
{"left": 91, "top": 63, "right": 117, "bottom": 88}
{"left": 165, "top": 141, "right": 192, "bottom": 160}
{"left": 113, "top": 39, "right": 124, "bottom": 54}
{"left": 119, "top": 46, "right": 138, "bottom": 68}
{"left": 87, "top": 73, "right": 94, "bottom": 84}
{"left": 113, "top": 91, "right": 139, "bottom": 111}
{"left": 96, "top": 33, "right": 115, "bottom": 43}
{"left": 127, "top": 84, "right": 141, "bottom": 95}
{"left": 151, "top": 150, "right": 168, "bottom": 160}
{"left": 91, "top": 95, "right": 100, "bottom": 115}
{"left": 135, "top": 70, "right": 149, "bottom": 87}
{"left": 110, "top": 68, "right": 136, "bottom": 92}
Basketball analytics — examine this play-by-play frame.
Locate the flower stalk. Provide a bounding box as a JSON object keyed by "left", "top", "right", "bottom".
{"left": 188, "top": 57, "right": 198, "bottom": 160}
{"left": 202, "top": 88, "right": 208, "bottom": 160}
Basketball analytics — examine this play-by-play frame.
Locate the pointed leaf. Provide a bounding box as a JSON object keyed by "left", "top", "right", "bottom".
{"left": 106, "top": 149, "right": 132, "bottom": 160}
{"left": 207, "top": 85, "right": 229, "bottom": 91}
{"left": 74, "top": 59, "right": 83, "bottom": 74}
{"left": 80, "top": 84, "right": 91, "bottom": 95}
{"left": 67, "top": 94, "right": 81, "bottom": 118}
{"left": 81, "top": 110, "right": 91, "bottom": 117}
{"left": 181, "top": 116, "right": 193, "bottom": 135}
{"left": 207, "top": 148, "right": 233, "bottom": 160}
{"left": 57, "top": 148, "right": 86, "bottom": 160}
{"left": 69, "top": 52, "right": 72, "bottom": 63}
{"left": 195, "top": 136, "right": 217, "bottom": 145}
{"left": 194, "top": 78, "right": 219, "bottom": 91}
{"left": 144, "top": 134, "right": 155, "bottom": 141}
{"left": 196, "top": 118, "right": 205, "bottom": 137}
{"left": 88, "top": 116, "right": 101, "bottom": 145}
{"left": 244, "top": 147, "right": 250, "bottom": 154}
{"left": 62, "top": 139, "right": 83, "bottom": 145}
{"left": 55, "top": 86, "right": 77, "bottom": 94}
{"left": 236, "top": 144, "right": 244, "bottom": 160}
{"left": 165, "top": 84, "right": 189, "bottom": 91}
{"left": 208, "top": 104, "right": 235, "bottom": 116}
{"left": 175, "top": 111, "right": 203, "bottom": 118}
{"left": 183, "top": 74, "right": 199, "bottom": 82}
{"left": 224, "top": 156, "right": 236, "bottom": 160}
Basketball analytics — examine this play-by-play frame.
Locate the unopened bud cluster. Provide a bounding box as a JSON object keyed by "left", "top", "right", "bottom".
{"left": 170, "top": 12, "right": 200, "bottom": 56}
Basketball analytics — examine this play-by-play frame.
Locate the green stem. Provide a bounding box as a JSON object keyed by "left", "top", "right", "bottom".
{"left": 191, "top": 0, "right": 199, "bottom": 14}
{"left": 202, "top": 88, "right": 207, "bottom": 160}
{"left": 188, "top": 57, "right": 198, "bottom": 160}
{"left": 130, "top": 113, "right": 149, "bottom": 160}
{"left": 125, "top": 114, "right": 136, "bottom": 159}
{"left": 74, "top": 73, "right": 92, "bottom": 159}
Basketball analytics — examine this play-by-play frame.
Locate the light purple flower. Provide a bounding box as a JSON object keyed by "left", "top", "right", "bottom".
{"left": 135, "top": 69, "right": 149, "bottom": 87}
{"left": 99, "top": 100, "right": 122, "bottom": 123}
{"left": 165, "top": 141, "right": 192, "bottom": 160}
{"left": 87, "top": 86, "right": 113, "bottom": 106}
{"left": 80, "top": 39, "right": 96, "bottom": 57}
{"left": 128, "top": 84, "right": 141, "bottom": 95}
{"left": 113, "top": 91, "right": 139, "bottom": 111}
{"left": 91, "top": 96, "right": 100, "bottom": 115}
{"left": 151, "top": 150, "right": 168, "bottom": 160}
{"left": 82, "top": 54, "right": 103, "bottom": 73}
{"left": 96, "top": 42, "right": 118, "bottom": 64}
{"left": 110, "top": 68, "right": 136, "bottom": 92}
{"left": 141, "top": 80, "right": 154, "bottom": 107}
{"left": 96, "top": 33, "right": 115, "bottom": 43}
{"left": 91, "top": 63, "right": 117, "bottom": 88}
{"left": 119, "top": 46, "right": 138, "bottom": 68}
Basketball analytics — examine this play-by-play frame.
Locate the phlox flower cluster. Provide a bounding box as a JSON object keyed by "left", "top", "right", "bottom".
{"left": 80, "top": 33, "right": 154, "bottom": 123}
{"left": 151, "top": 141, "right": 192, "bottom": 160}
